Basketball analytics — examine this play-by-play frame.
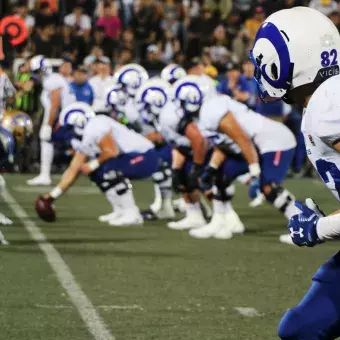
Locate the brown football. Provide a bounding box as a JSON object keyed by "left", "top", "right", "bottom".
{"left": 35, "top": 195, "right": 56, "bottom": 222}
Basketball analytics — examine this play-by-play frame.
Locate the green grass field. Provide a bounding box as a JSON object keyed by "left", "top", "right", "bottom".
{"left": 0, "top": 174, "right": 339, "bottom": 340}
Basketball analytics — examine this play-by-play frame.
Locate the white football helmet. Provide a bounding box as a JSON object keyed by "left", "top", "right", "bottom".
{"left": 59, "top": 102, "right": 96, "bottom": 135}
{"left": 30, "top": 55, "right": 52, "bottom": 75}
{"left": 161, "top": 64, "right": 187, "bottom": 84}
{"left": 113, "top": 64, "right": 149, "bottom": 97}
{"left": 135, "top": 78, "right": 170, "bottom": 123}
{"left": 106, "top": 84, "right": 128, "bottom": 109}
{"left": 250, "top": 7, "right": 340, "bottom": 102}
{"left": 173, "top": 75, "right": 216, "bottom": 113}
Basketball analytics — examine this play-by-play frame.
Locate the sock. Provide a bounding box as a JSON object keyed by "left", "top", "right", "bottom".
{"left": 283, "top": 200, "right": 297, "bottom": 220}
{"left": 150, "top": 184, "right": 162, "bottom": 212}
{"left": 116, "top": 189, "right": 139, "bottom": 214}
{"left": 213, "top": 200, "right": 226, "bottom": 214}
{"left": 104, "top": 188, "right": 117, "bottom": 212}
{"left": 223, "top": 201, "right": 233, "bottom": 213}
{"left": 40, "top": 141, "right": 54, "bottom": 178}
{"left": 186, "top": 202, "right": 201, "bottom": 212}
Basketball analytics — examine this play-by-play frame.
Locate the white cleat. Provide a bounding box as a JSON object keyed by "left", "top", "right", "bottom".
{"left": 227, "top": 210, "right": 245, "bottom": 234}
{"left": 0, "top": 213, "right": 13, "bottom": 225}
{"left": 279, "top": 234, "right": 294, "bottom": 245}
{"left": 27, "top": 175, "right": 52, "bottom": 186}
{"left": 156, "top": 206, "right": 175, "bottom": 220}
{"left": 98, "top": 211, "right": 121, "bottom": 223}
{"left": 167, "top": 214, "right": 206, "bottom": 230}
{"left": 249, "top": 193, "right": 265, "bottom": 208}
{"left": 108, "top": 211, "right": 144, "bottom": 227}
{"left": 189, "top": 213, "right": 233, "bottom": 240}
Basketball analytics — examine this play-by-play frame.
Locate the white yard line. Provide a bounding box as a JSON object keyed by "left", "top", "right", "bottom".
{"left": 0, "top": 230, "right": 9, "bottom": 245}
{"left": 2, "top": 188, "right": 115, "bottom": 340}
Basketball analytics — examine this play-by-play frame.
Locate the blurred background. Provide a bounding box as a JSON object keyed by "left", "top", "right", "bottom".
{"left": 0, "top": 0, "right": 339, "bottom": 175}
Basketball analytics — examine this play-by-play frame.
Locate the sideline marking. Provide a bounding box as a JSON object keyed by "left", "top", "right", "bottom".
{"left": 2, "top": 188, "right": 115, "bottom": 340}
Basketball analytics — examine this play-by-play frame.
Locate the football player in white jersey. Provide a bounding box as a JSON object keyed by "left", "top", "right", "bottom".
{"left": 27, "top": 56, "right": 76, "bottom": 186}
{"left": 36, "top": 102, "right": 157, "bottom": 226}
{"left": 108, "top": 65, "right": 175, "bottom": 220}
{"left": 0, "top": 111, "right": 33, "bottom": 225}
{"left": 251, "top": 7, "right": 340, "bottom": 339}
{"left": 173, "top": 76, "right": 297, "bottom": 240}
{"left": 161, "top": 64, "right": 187, "bottom": 85}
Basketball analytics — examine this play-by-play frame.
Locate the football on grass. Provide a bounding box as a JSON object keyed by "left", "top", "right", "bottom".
{"left": 35, "top": 195, "right": 56, "bottom": 222}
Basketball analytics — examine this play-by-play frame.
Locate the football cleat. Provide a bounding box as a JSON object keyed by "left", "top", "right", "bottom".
{"left": 27, "top": 175, "right": 52, "bottom": 186}
{"left": 98, "top": 211, "right": 121, "bottom": 223}
{"left": 167, "top": 212, "right": 206, "bottom": 230}
{"left": 108, "top": 211, "right": 144, "bottom": 227}
{"left": 189, "top": 213, "right": 233, "bottom": 240}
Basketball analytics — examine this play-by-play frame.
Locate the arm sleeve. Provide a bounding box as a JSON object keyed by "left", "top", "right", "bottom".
{"left": 317, "top": 214, "right": 340, "bottom": 241}
{"left": 45, "top": 74, "right": 64, "bottom": 92}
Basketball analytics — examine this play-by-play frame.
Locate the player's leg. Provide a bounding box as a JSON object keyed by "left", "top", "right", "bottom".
{"left": 89, "top": 158, "right": 144, "bottom": 226}
{"left": 27, "top": 107, "right": 53, "bottom": 186}
{"left": 278, "top": 279, "right": 340, "bottom": 340}
{"left": 168, "top": 159, "right": 206, "bottom": 230}
{"left": 148, "top": 144, "right": 175, "bottom": 219}
{"left": 189, "top": 159, "right": 246, "bottom": 239}
{"left": 260, "top": 149, "right": 296, "bottom": 217}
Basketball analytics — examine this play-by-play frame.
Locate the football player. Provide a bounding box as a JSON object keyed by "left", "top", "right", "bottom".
{"left": 173, "top": 76, "right": 297, "bottom": 240}
{"left": 0, "top": 110, "right": 34, "bottom": 224}
{"left": 251, "top": 7, "right": 340, "bottom": 339}
{"left": 27, "top": 56, "right": 76, "bottom": 186}
{"left": 161, "top": 64, "right": 187, "bottom": 85}
{"left": 36, "top": 103, "right": 157, "bottom": 226}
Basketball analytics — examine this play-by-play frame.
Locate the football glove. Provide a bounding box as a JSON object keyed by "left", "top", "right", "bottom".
{"left": 248, "top": 177, "right": 261, "bottom": 199}
{"left": 200, "top": 166, "right": 217, "bottom": 192}
{"left": 288, "top": 200, "right": 323, "bottom": 247}
{"left": 187, "top": 163, "right": 204, "bottom": 192}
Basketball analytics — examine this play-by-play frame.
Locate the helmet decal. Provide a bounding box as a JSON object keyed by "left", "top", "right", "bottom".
{"left": 251, "top": 22, "right": 293, "bottom": 90}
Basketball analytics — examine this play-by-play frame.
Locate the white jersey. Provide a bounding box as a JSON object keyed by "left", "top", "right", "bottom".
{"left": 41, "top": 73, "right": 76, "bottom": 120}
{"left": 199, "top": 94, "right": 296, "bottom": 154}
{"left": 89, "top": 75, "right": 114, "bottom": 113}
{"left": 78, "top": 115, "right": 154, "bottom": 158}
{"left": 159, "top": 100, "right": 235, "bottom": 152}
{"left": 302, "top": 75, "right": 340, "bottom": 201}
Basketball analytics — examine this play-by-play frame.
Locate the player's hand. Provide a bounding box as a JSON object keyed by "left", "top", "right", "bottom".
{"left": 187, "top": 163, "right": 204, "bottom": 192}
{"left": 200, "top": 166, "right": 217, "bottom": 193}
{"left": 248, "top": 177, "right": 261, "bottom": 199}
{"left": 305, "top": 198, "right": 325, "bottom": 218}
{"left": 172, "top": 169, "right": 186, "bottom": 193}
{"left": 288, "top": 201, "right": 323, "bottom": 247}
{"left": 39, "top": 125, "right": 52, "bottom": 141}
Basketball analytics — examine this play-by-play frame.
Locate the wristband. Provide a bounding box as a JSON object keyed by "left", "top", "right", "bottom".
{"left": 88, "top": 159, "right": 100, "bottom": 171}
{"left": 249, "top": 163, "right": 261, "bottom": 178}
{"left": 50, "top": 187, "right": 63, "bottom": 199}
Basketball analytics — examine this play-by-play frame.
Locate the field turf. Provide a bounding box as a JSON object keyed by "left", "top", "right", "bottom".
{"left": 0, "top": 174, "right": 339, "bottom": 340}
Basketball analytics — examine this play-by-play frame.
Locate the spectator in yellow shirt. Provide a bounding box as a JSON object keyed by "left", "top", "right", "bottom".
{"left": 245, "top": 6, "right": 266, "bottom": 42}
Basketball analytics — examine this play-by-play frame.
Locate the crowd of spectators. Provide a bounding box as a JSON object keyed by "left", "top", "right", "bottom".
{"left": 1, "top": 0, "right": 340, "bottom": 175}
{"left": 1, "top": 0, "right": 339, "bottom": 75}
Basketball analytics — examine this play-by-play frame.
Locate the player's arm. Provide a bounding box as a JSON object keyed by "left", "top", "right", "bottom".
{"left": 80, "top": 132, "right": 119, "bottom": 175}
{"left": 185, "top": 122, "right": 208, "bottom": 166}
{"left": 48, "top": 152, "right": 88, "bottom": 199}
{"left": 171, "top": 148, "right": 186, "bottom": 193}
{"left": 218, "top": 111, "right": 260, "bottom": 178}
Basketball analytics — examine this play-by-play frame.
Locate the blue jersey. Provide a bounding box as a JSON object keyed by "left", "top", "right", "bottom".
{"left": 217, "top": 75, "right": 250, "bottom": 99}
{"left": 70, "top": 82, "right": 94, "bottom": 106}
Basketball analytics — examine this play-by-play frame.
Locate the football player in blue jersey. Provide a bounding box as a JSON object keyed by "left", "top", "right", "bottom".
{"left": 251, "top": 6, "right": 340, "bottom": 339}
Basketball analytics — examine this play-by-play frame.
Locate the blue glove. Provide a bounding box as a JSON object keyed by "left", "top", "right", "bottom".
{"left": 288, "top": 201, "right": 323, "bottom": 247}
{"left": 200, "top": 166, "right": 217, "bottom": 192}
{"left": 248, "top": 177, "right": 261, "bottom": 199}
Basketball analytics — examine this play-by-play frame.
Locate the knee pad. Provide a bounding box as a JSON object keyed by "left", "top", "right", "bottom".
{"left": 265, "top": 183, "right": 295, "bottom": 214}
{"left": 278, "top": 308, "right": 304, "bottom": 339}
{"left": 152, "top": 162, "right": 172, "bottom": 188}
{"left": 91, "top": 170, "right": 132, "bottom": 195}
{"left": 212, "top": 184, "right": 235, "bottom": 202}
